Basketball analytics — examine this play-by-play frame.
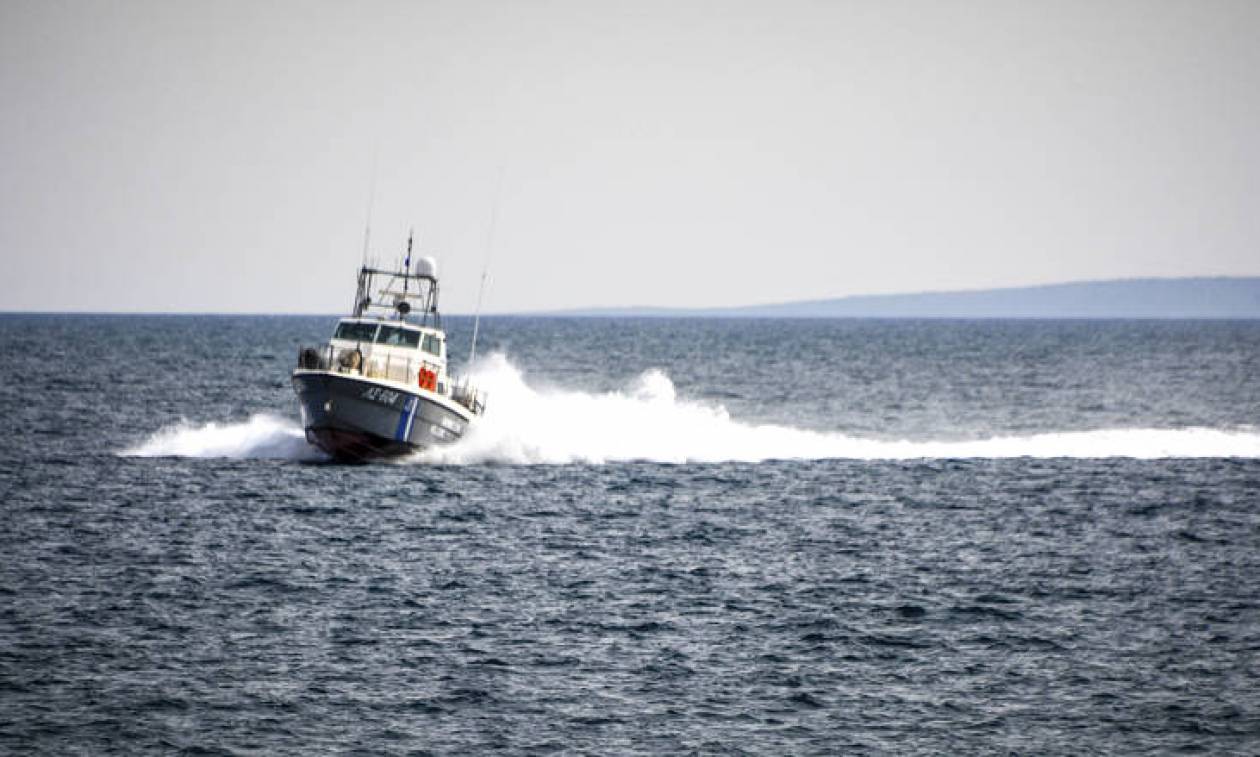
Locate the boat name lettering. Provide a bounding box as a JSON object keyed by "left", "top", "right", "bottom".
{"left": 361, "top": 387, "right": 402, "bottom": 406}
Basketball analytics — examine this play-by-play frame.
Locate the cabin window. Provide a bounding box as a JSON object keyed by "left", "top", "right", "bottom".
{"left": 422, "top": 334, "right": 442, "bottom": 357}
{"left": 376, "top": 325, "right": 421, "bottom": 348}
{"left": 334, "top": 321, "right": 378, "bottom": 342}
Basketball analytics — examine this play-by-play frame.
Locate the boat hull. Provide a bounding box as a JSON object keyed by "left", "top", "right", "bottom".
{"left": 292, "top": 371, "right": 471, "bottom": 462}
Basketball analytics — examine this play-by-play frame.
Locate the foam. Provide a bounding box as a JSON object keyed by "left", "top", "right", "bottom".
{"left": 410, "top": 354, "right": 1260, "bottom": 464}
{"left": 121, "top": 413, "right": 324, "bottom": 461}
{"left": 120, "top": 355, "right": 1260, "bottom": 463}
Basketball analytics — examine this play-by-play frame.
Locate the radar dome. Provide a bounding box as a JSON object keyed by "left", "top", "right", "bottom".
{"left": 415, "top": 256, "right": 438, "bottom": 279}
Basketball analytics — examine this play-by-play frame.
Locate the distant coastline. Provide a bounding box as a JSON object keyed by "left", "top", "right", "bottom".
{"left": 3, "top": 277, "right": 1259, "bottom": 319}
{"left": 545, "top": 277, "right": 1260, "bottom": 319}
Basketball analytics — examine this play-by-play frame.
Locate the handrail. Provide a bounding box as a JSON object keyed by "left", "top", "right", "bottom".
{"left": 295, "top": 342, "right": 487, "bottom": 415}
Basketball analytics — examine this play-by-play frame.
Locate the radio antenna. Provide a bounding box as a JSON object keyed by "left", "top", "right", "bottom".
{"left": 468, "top": 167, "right": 503, "bottom": 370}
{"left": 359, "top": 150, "right": 379, "bottom": 268}
{"left": 403, "top": 227, "right": 413, "bottom": 296}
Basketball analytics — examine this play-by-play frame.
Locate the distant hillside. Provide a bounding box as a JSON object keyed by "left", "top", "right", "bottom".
{"left": 556, "top": 277, "right": 1260, "bottom": 319}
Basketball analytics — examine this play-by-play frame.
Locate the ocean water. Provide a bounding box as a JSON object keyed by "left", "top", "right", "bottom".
{"left": 2, "top": 314, "right": 1260, "bottom": 754}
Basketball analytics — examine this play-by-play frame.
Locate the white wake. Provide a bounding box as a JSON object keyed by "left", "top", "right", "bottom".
{"left": 413, "top": 354, "right": 1260, "bottom": 464}
{"left": 122, "top": 354, "right": 1260, "bottom": 463}
{"left": 121, "top": 413, "right": 324, "bottom": 461}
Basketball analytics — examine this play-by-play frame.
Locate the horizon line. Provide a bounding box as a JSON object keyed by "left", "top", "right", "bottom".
{"left": 2, "top": 274, "right": 1258, "bottom": 317}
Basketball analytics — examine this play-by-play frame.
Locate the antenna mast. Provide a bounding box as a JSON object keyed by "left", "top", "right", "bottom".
{"left": 403, "top": 228, "right": 413, "bottom": 298}
{"left": 468, "top": 168, "right": 503, "bottom": 369}
{"left": 360, "top": 151, "right": 379, "bottom": 269}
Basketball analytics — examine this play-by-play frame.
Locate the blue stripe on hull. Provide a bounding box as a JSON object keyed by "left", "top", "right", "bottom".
{"left": 394, "top": 397, "right": 417, "bottom": 442}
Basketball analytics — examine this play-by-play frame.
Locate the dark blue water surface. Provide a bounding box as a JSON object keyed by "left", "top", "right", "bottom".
{"left": 2, "top": 315, "right": 1260, "bottom": 754}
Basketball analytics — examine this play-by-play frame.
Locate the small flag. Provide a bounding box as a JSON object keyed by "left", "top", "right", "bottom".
{"left": 404, "top": 230, "right": 412, "bottom": 270}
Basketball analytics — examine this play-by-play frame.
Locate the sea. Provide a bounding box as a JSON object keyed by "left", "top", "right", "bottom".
{"left": 2, "top": 314, "right": 1259, "bottom": 755}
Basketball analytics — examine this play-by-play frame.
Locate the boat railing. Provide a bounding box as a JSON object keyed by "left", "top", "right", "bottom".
{"left": 452, "top": 379, "right": 488, "bottom": 416}
{"left": 296, "top": 343, "right": 487, "bottom": 414}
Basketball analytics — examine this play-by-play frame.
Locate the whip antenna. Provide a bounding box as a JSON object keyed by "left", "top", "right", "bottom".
{"left": 403, "top": 227, "right": 413, "bottom": 297}
{"left": 360, "top": 150, "right": 379, "bottom": 268}
{"left": 468, "top": 168, "right": 503, "bottom": 369}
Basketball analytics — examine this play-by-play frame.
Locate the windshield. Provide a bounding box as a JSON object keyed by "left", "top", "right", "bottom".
{"left": 334, "top": 321, "right": 378, "bottom": 342}
{"left": 376, "top": 325, "right": 421, "bottom": 348}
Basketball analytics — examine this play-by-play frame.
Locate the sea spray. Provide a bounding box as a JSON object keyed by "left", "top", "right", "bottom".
{"left": 122, "top": 354, "right": 1260, "bottom": 463}
{"left": 412, "top": 354, "right": 1260, "bottom": 464}
{"left": 122, "top": 413, "right": 324, "bottom": 460}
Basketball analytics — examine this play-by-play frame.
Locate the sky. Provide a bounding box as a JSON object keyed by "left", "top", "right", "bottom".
{"left": 2, "top": 0, "right": 1258, "bottom": 314}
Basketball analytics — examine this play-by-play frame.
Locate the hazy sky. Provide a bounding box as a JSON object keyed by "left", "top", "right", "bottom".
{"left": 2, "top": 0, "right": 1258, "bottom": 313}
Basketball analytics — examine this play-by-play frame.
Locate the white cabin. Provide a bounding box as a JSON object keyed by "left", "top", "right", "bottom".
{"left": 327, "top": 316, "right": 452, "bottom": 394}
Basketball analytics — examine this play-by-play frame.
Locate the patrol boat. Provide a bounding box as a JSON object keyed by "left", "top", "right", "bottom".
{"left": 292, "top": 242, "right": 486, "bottom": 461}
